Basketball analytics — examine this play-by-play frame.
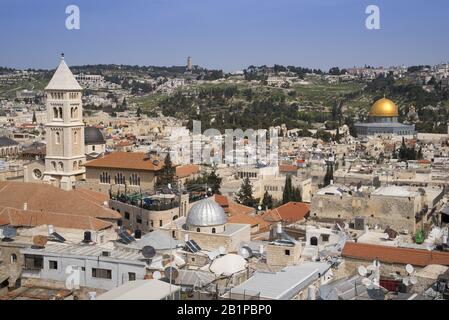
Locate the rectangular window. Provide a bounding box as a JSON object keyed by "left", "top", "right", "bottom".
{"left": 92, "top": 268, "right": 112, "bottom": 279}
{"left": 285, "top": 249, "right": 291, "bottom": 256}
{"left": 150, "top": 220, "right": 154, "bottom": 227}
{"left": 159, "top": 220, "right": 163, "bottom": 227}
{"left": 124, "top": 212, "right": 130, "bottom": 220}
{"left": 24, "top": 255, "right": 44, "bottom": 270}
{"left": 128, "top": 272, "right": 136, "bottom": 281}
{"left": 321, "top": 234, "right": 330, "bottom": 242}
{"left": 136, "top": 216, "right": 142, "bottom": 224}
{"left": 49, "top": 260, "right": 58, "bottom": 270}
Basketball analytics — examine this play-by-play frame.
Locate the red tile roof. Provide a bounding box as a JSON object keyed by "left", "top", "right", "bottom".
{"left": 262, "top": 202, "right": 310, "bottom": 223}
{"left": 342, "top": 242, "right": 449, "bottom": 267}
{"left": 176, "top": 164, "right": 200, "bottom": 179}
{"left": 279, "top": 164, "right": 298, "bottom": 172}
{"left": 85, "top": 152, "right": 163, "bottom": 171}
{"left": 0, "top": 182, "right": 120, "bottom": 220}
{"left": 0, "top": 207, "right": 112, "bottom": 231}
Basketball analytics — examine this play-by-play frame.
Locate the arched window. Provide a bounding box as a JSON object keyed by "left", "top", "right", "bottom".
{"left": 196, "top": 228, "right": 201, "bottom": 232}
{"left": 58, "top": 107, "right": 63, "bottom": 119}
{"left": 51, "top": 161, "right": 57, "bottom": 171}
{"left": 53, "top": 107, "right": 58, "bottom": 119}
{"left": 212, "top": 228, "right": 216, "bottom": 234}
{"left": 10, "top": 253, "right": 17, "bottom": 263}
{"left": 74, "top": 107, "right": 78, "bottom": 118}
{"left": 55, "top": 132, "right": 61, "bottom": 144}
{"left": 73, "top": 161, "right": 78, "bottom": 171}
{"left": 74, "top": 131, "right": 78, "bottom": 144}
{"left": 172, "top": 215, "right": 178, "bottom": 221}
{"left": 70, "top": 107, "right": 74, "bottom": 118}
{"left": 58, "top": 162, "right": 64, "bottom": 171}
{"left": 129, "top": 173, "right": 140, "bottom": 186}
{"left": 310, "top": 236, "right": 318, "bottom": 246}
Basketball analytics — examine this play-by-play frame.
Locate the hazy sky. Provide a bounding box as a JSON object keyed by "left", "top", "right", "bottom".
{"left": 1, "top": 0, "right": 448, "bottom": 71}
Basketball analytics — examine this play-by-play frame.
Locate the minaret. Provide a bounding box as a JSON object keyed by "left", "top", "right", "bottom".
{"left": 43, "top": 54, "right": 86, "bottom": 190}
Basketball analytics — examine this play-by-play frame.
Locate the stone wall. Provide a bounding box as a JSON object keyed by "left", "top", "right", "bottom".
{"left": 266, "top": 243, "right": 302, "bottom": 267}
{"left": 310, "top": 193, "right": 420, "bottom": 233}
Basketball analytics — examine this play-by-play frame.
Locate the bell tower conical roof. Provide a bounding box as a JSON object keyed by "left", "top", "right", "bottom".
{"left": 45, "top": 54, "right": 82, "bottom": 91}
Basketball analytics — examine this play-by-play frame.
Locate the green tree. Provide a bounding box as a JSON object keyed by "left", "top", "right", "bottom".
{"left": 261, "top": 191, "right": 274, "bottom": 210}
{"left": 156, "top": 153, "right": 176, "bottom": 187}
{"left": 323, "top": 162, "right": 334, "bottom": 187}
{"left": 282, "top": 175, "right": 294, "bottom": 204}
{"left": 207, "top": 168, "right": 222, "bottom": 195}
{"left": 237, "top": 176, "right": 256, "bottom": 207}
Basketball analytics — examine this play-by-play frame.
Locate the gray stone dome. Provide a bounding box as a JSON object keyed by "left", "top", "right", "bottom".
{"left": 186, "top": 199, "right": 227, "bottom": 227}
{"left": 85, "top": 127, "right": 105, "bottom": 145}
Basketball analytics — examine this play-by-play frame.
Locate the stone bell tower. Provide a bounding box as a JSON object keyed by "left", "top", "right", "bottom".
{"left": 43, "top": 54, "right": 86, "bottom": 190}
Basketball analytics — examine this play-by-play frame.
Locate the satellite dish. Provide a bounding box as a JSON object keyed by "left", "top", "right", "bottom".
{"left": 164, "top": 266, "right": 179, "bottom": 280}
{"left": 239, "top": 246, "right": 253, "bottom": 259}
{"left": 152, "top": 160, "right": 160, "bottom": 166}
{"left": 257, "top": 205, "right": 262, "bottom": 211}
{"left": 382, "top": 233, "right": 390, "bottom": 240}
{"left": 152, "top": 271, "right": 162, "bottom": 280}
{"left": 2, "top": 226, "right": 17, "bottom": 239}
{"left": 406, "top": 264, "right": 414, "bottom": 275}
{"left": 32, "top": 235, "right": 47, "bottom": 248}
{"left": 410, "top": 276, "right": 418, "bottom": 285}
{"left": 403, "top": 277, "right": 410, "bottom": 286}
{"left": 358, "top": 265, "right": 368, "bottom": 277}
{"left": 142, "top": 246, "right": 156, "bottom": 259}
{"left": 218, "top": 246, "right": 226, "bottom": 255}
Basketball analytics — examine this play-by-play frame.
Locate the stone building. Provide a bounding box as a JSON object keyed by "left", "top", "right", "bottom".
{"left": 310, "top": 184, "right": 442, "bottom": 234}
{"left": 82, "top": 152, "right": 163, "bottom": 194}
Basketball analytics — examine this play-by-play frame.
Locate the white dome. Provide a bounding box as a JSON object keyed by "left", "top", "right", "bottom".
{"left": 186, "top": 199, "right": 227, "bottom": 227}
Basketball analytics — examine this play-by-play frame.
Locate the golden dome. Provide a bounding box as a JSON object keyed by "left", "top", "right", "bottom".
{"left": 369, "top": 98, "right": 399, "bottom": 117}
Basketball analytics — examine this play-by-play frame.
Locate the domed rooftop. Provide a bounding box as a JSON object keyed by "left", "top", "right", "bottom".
{"left": 369, "top": 98, "right": 399, "bottom": 117}
{"left": 186, "top": 198, "right": 227, "bottom": 227}
{"left": 85, "top": 127, "right": 106, "bottom": 145}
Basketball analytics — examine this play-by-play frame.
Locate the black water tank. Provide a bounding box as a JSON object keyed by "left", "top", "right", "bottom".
{"left": 134, "top": 229, "right": 142, "bottom": 239}
{"left": 83, "top": 231, "right": 92, "bottom": 243}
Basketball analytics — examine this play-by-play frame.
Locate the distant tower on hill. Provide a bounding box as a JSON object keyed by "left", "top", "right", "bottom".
{"left": 187, "top": 56, "right": 193, "bottom": 71}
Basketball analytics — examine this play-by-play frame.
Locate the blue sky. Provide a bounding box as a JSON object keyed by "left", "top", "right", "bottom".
{"left": 1, "top": 0, "right": 448, "bottom": 71}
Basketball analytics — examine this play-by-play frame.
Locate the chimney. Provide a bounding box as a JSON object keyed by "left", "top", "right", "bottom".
{"left": 23, "top": 202, "right": 28, "bottom": 211}
{"left": 48, "top": 225, "right": 54, "bottom": 235}
{"left": 184, "top": 233, "right": 189, "bottom": 242}
{"left": 276, "top": 222, "right": 282, "bottom": 234}
{"left": 330, "top": 180, "right": 334, "bottom": 185}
